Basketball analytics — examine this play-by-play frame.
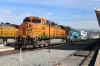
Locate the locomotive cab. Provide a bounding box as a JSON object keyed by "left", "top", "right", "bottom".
{"left": 17, "top": 16, "right": 44, "bottom": 48}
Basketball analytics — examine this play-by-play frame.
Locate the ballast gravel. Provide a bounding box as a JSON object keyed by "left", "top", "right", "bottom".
{"left": 0, "top": 49, "right": 76, "bottom": 66}
{"left": 0, "top": 40, "right": 96, "bottom": 66}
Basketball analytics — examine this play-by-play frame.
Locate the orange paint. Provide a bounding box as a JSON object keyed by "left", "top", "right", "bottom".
{"left": 18, "top": 16, "right": 66, "bottom": 38}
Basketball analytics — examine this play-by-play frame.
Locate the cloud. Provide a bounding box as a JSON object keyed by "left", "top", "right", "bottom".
{"left": 0, "top": 10, "right": 3, "bottom": 12}
{"left": 0, "top": 9, "right": 11, "bottom": 14}
{"left": 25, "top": 13, "right": 31, "bottom": 17}
{"left": 47, "top": 12, "right": 52, "bottom": 16}
{"left": 73, "top": 15, "right": 83, "bottom": 18}
{"left": 0, "top": 0, "right": 99, "bottom": 9}
{"left": 91, "top": 0, "right": 100, "bottom": 1}
{"left": 4, "top": 10, "right": 11, "bottom": 14}
{"left": 21, "top": 13, "right": 31, "bottom": 17}
{"left": 0, "top": 0, "right": 98, "bottom": 26}
{"left": 72, "top": 14, "right": 95, "bottom": 19}
{"left": 58, "top": 21, "right": 100, "bottom": 29}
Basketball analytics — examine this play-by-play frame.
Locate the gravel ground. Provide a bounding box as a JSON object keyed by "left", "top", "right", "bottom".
{"left": 0, "top": 40, "right": 96, "bottom": 66}
{"left": 0, "top": 49, "right": 76, "bottom": 66}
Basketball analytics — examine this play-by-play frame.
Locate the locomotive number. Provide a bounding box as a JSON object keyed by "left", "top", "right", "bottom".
{"left": 42, "top": 26, "right": 45, "bottom": 30}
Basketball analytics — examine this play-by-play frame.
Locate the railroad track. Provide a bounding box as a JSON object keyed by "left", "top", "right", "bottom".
{"left": 0, "top": 42, "right": 73, "bottom": 56}
{"left": 54, "top": 39, "right": 100, "bottom": 66}
{"left": 0, "top": 39, "right": 96, "bottom": 57}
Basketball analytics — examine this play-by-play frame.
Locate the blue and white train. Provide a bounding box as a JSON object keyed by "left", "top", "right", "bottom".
{"left": 80, "top": 30, "right": 92, "bottom": 41}
{"left": 66, "top": 26, "right": 81, "bottom": 42}
{"left": 80, "top": 31, "right": 88, "bottom": 41}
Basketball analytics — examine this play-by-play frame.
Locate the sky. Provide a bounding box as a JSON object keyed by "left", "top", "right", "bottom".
{"left": 0, "top": 0, "right": 100, "bottom": 29}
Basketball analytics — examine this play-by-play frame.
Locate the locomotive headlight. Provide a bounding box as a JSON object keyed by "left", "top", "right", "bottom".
{"left": 17, "top": 33, "right": 21, "bottom": 36}
{"left": 27, "top": 33, "right": 30, "bottom": 36}
{"left": 29, "top": 24, "right": 32, "bottom": 27}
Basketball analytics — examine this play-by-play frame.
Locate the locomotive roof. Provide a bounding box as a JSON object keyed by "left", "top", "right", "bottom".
{"left": 65, "top": 26, "right": 80, "bottom": 32}
{"left": 0, "top": 22, "right": 19, "bottom": 28}
{"left": 59, "top": 25, "right": 66, "bottom": 29}
{"left": 24, "top": 16, "right": 44, "bottom": 19}
{"left": 10, "top": 24, "right": 19, "bottom": 28}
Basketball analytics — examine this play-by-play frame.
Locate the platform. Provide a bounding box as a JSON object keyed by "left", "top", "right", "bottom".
{"left": 94, "top": 48, "right": 100, "bottom": 66}
{"left": 0, "top": 44, "right": 14, "bottom": 52}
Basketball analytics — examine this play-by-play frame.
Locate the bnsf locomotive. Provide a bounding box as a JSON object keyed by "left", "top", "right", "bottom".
{"left": 0, "top": 22, "right": 19, "bottom": 44}
{"left": 15, "top": 16, "right": 67, "bottom": 49}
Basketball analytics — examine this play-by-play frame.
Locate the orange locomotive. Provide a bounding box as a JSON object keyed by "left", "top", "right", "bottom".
{"left": 16, "top": 16, "right": 67, "bottom": 48}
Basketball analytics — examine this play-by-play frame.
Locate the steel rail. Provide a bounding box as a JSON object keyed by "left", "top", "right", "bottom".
{"left": 78, "top": 42, "right": 99, "bottom": 66}
{"left": 54, "top": 39, "right": 99, "bottom": 66}
{"left": 74, "top": 40, "right": 99, "bottom": 56}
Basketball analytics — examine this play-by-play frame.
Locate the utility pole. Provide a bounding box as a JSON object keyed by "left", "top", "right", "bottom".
{"left": 48, "top": 20, "right": 50, "bottom": 52}
{"left": 0, "top": 25, "right": 2, "bottom": 44}
{"left": 0, "top": 26, "right": 2, "bottom": 44}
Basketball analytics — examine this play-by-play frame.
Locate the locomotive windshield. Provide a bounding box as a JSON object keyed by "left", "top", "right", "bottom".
{"left": 23, "top": 19, "right": 31, "bottom": 22}
{"left": 32, "top": 19, "right": 41, "bottom": 24}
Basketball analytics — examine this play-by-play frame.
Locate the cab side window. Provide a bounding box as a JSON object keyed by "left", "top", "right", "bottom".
{"left": 42, "top": 20, "right": 45, "bottom": 25}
